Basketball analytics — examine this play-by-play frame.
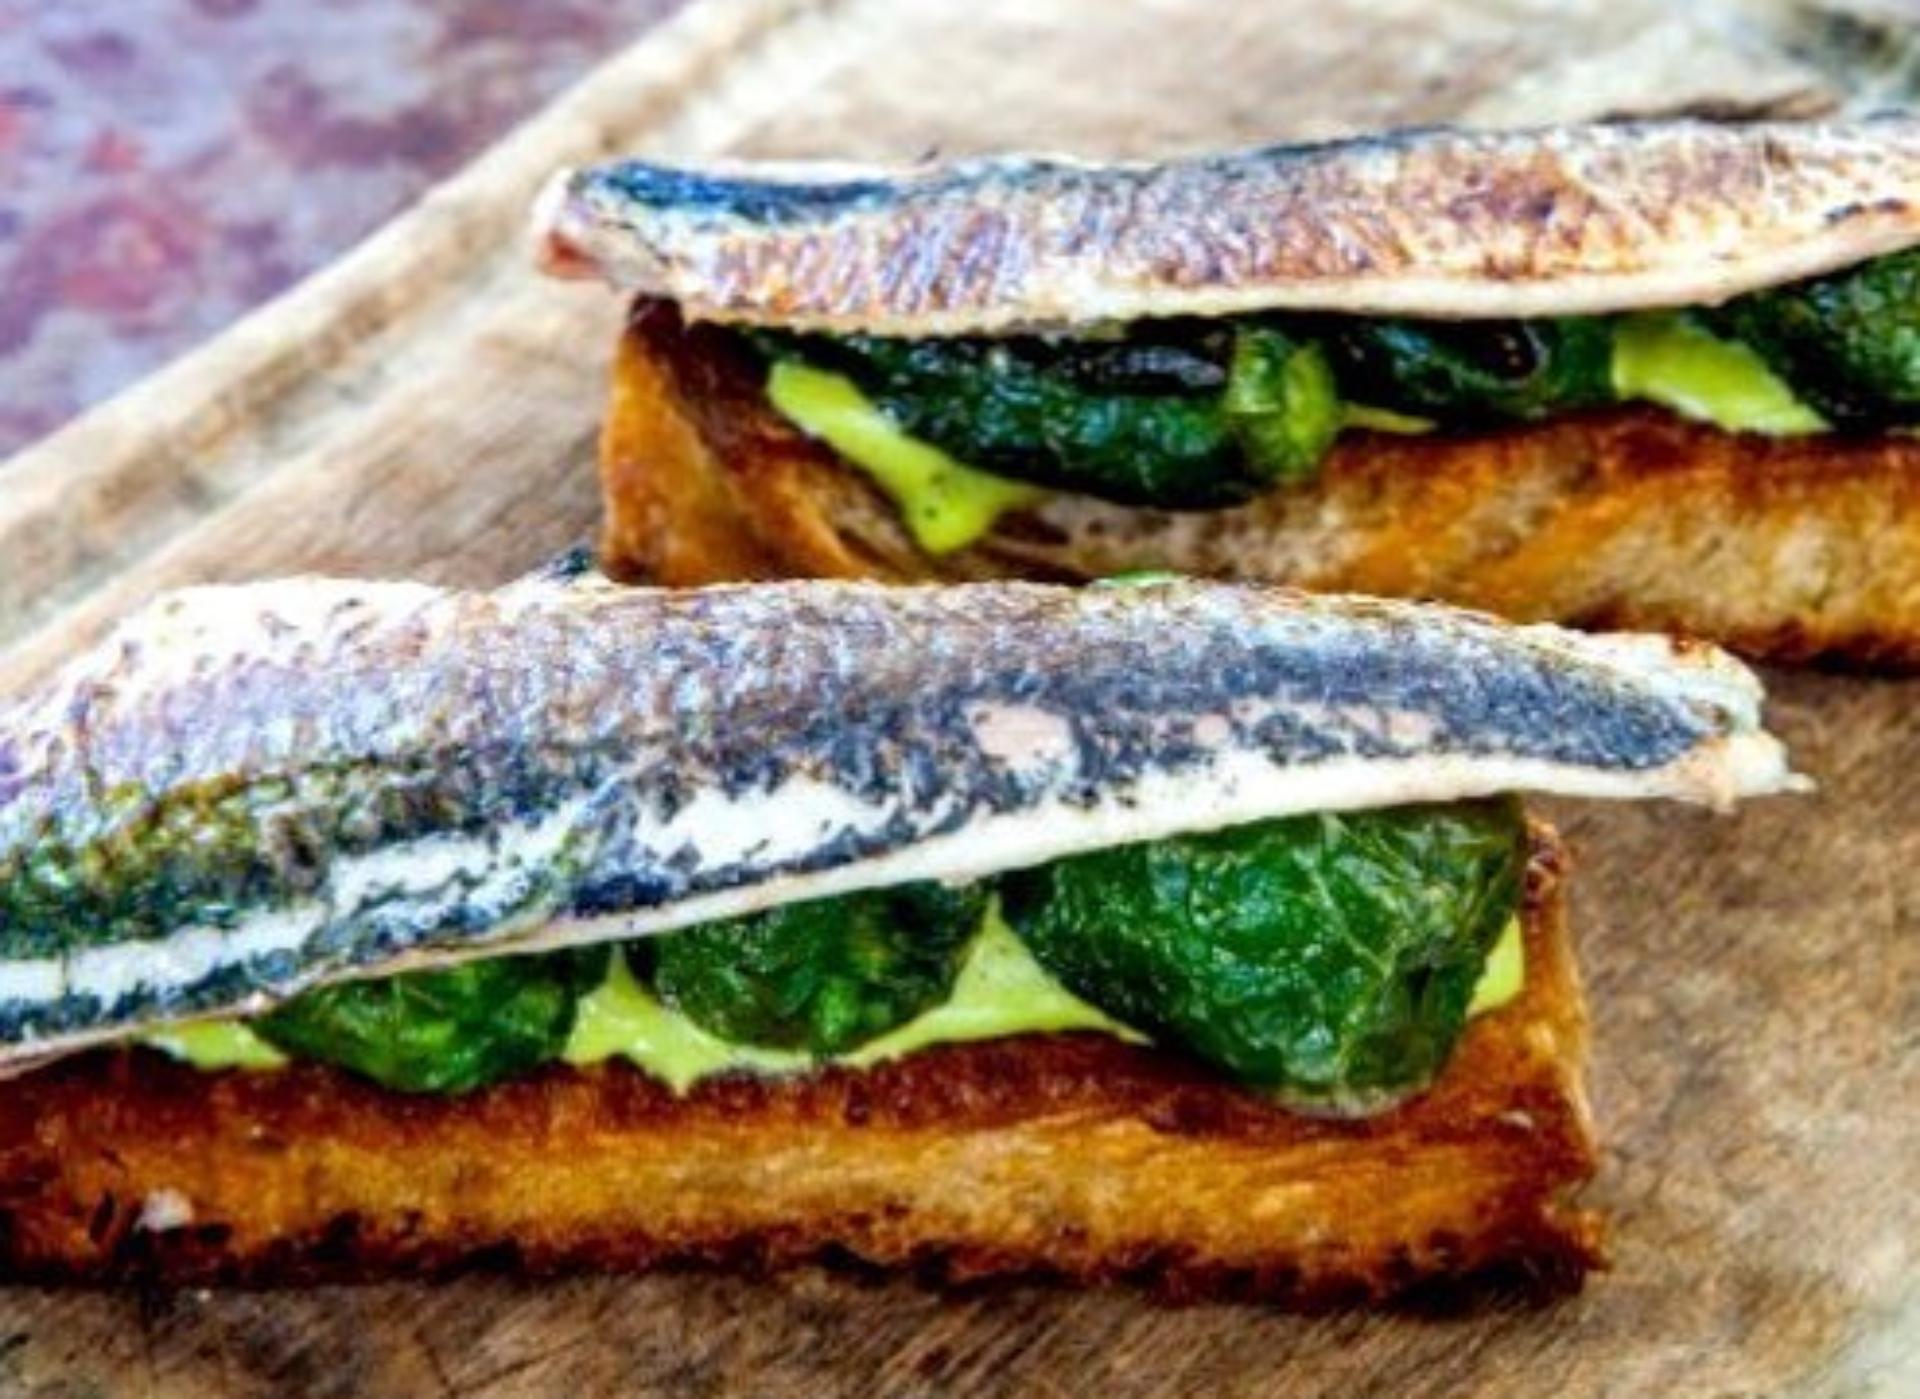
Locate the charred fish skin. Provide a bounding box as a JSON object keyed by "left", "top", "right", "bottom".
{"left": 537, "top": 117, "right": 1920, "bottom": 334}
{"left": 0, "top": 578, "right": 1795, "bottom": 1061}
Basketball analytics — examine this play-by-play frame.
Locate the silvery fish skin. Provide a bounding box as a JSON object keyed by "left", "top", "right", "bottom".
{"left": 0, "top": 574, "right": 1796, "bottom": 1066}
{"left": 536, "top": 117, "right": 1920, "bottom": 334}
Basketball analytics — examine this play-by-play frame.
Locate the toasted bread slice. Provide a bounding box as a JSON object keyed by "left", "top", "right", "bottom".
{"left": 599, "top": 303, "right": 1920, "bottom": 668}
{"left": 0, "top": 827, "right": 1596, "bottom": 1300}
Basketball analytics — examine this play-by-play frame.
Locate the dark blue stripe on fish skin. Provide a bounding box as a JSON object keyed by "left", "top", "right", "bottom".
{"left": 588, "top": 157, "right": 1263, "bottom": 232}
{"left": 584, "top": 613, "right": 1707, "bottom": 861}
{"left": 568, "top": 869, "right": 680, "bottom": 920}
{"left": 591, "top": 165, "right": 902, "bottom": 225}
{"left": 0, "top": 867, "right": 576, "bottom": 1044}
{"left": 0, "top": 990, "right": 105, "bottom": 1041}
{"left": 0, "top": 953, "right": 271, "bottom": 1043}
{"left": 1247, "top": 711, "right": 1347, "bottom": 765}
{"left": 586, "top": 121, "right": 1859, "bottom": 237}
{"left": 583, "top": 153, "right": 1226, "bottom": 230}
{"left": 0, "top": 732, "right": 24, "bottom": 811}
{"left": 582, "top": 137, "right": 1540, "bottom": 237}
{"left": 651, "top": 626, "right": 1697, "bottom": 809}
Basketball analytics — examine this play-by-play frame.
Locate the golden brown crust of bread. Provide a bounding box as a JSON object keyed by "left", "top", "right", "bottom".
{"left": 601, "top": 303, "right": 1920, "bottom": 668}
{"left": 0, "top": 831, "right": 1596, "bottom": 1300}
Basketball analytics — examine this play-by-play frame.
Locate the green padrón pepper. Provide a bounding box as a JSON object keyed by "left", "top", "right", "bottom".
{"left": 1000, "top": 800, "right": 1528, "bottom": 1109}
{"left": 646, "top": 881, "right": 989, "bottom": 1055}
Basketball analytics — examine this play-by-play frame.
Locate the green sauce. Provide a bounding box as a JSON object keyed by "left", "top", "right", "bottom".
{"left": 845, "top": 906, "right": 1138, "bottom": 1062}
{"left": 565, "top": 949, "right": 809, "bottom": 1091}
{"left": 1612, "top": 312, "right": 1826, "bottom": 435}
{"left": 563, "top": 905, "right": 1131, "bottom": 1090}
{"left": 765, "top": 360, "right": 1043, "bottom": 554}
{"left": 1340, "top": 402, "right": 1436, "bottom": 434}
{"left": 1466, "top": 916, "right": 1525, "bottom": 1018}
{"left": 143, "top": 1020, "right": 287, "bottom": 1071}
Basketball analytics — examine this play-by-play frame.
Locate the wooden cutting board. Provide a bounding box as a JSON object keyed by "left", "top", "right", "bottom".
{"left": 1, "top": 1, "right": 1915, "bottom": 1393}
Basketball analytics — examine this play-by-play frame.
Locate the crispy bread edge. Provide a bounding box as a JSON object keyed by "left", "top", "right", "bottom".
{"left": 0, "top": 828, "right": 1597, "bottom": 1301}
{"left": 601, "top": 303, "right": 1920, "bottom": 668}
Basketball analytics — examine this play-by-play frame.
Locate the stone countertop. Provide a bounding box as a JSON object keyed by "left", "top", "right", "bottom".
{"left": 0, "top": 0, "right": 684, "bottom": 462}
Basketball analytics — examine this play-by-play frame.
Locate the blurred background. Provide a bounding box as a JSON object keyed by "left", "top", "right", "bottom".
{"left": 4, "top": 1, "right": 1917, "bottom": 465}
{"left": 0, "top": 0, "right": 686, "bottom": 459}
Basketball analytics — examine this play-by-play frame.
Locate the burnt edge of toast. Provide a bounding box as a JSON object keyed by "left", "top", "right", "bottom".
{"left": 600, "top": 301, "right": 1920, "bottom": 671}
{"left": 0, "top": 831, "right": 1598, "bottom": 1301}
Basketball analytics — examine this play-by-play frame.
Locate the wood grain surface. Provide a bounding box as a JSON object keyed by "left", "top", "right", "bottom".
{"left": 1, "top": 0, "right": 1915, "bottom": 1394}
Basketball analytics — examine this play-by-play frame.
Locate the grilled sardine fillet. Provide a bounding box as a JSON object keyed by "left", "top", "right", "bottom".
{"left": 540, "top": 120, "right": 1920, "bottom": 333}
{"left": 0, "top": 826, "right": 1596, "bottom": 1297}
{"left": 545, "top": 119, "right": 1920, "bottom": 666}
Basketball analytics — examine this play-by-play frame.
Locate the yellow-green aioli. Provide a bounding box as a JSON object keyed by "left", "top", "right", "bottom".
{"left": 143, "top": 1019, "right": 287, "bottom": 1071}
{"left": 765, "top": 360, "right": 1044, "bottom": 554}
{"left": 562, "top": 906, "right": 1135, "bottom": 1091}
{"left": 1466, "top": 916, "right": 1525, "bottom": 1018}
{"left": 1612, "top": 312, "right": 1826, "bottom": 434}
{"left": 1340, "top": 402, "right": 1437, "bottom": 434}
{"left": 564, "top": 949, "right": 809, "bottom": 1089}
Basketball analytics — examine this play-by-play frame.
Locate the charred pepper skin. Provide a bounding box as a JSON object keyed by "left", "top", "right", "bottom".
{"left": 750, "top": 322, "right": 1337, "bottom": 507}
{"left": 1000, "top": 800, "right": 1528, "bottom": 1109}
{"left": 1320, "top": 317, "right": 1616, "bottom": 425}
{"left": 1704, "top": 246, "right": 1920, "bottom": 430}
{"left": 255, "top": 948, "right": 607, "bottom": 1095}
{"left": 647, "top": 881, "right": 988, "bottom": 1056}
